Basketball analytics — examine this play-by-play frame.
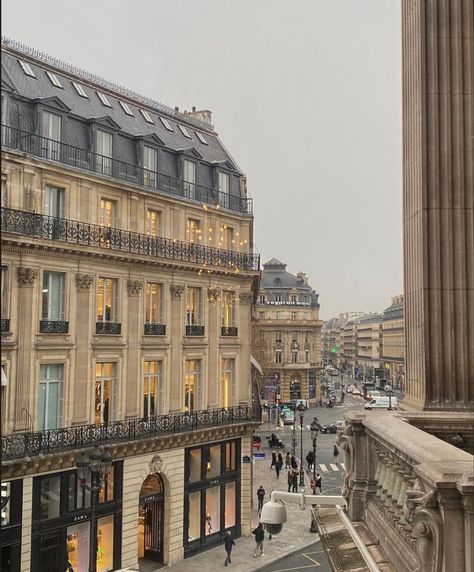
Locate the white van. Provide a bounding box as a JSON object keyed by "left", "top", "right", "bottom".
{"left": 365, "top": 396, "right": 398, "bottom": 410}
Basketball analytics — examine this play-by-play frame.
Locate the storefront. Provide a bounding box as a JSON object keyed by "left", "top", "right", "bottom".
{"left": 0, "top": 479, "right": 22, "bottom": 572}
{"left": 184, "top": 439, "right": 241, "bottom": 557}
{"left": 30, "top": 462, "right": 123, "bottom": 572}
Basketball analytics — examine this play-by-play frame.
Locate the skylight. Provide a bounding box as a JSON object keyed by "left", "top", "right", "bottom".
{"left": 178, "top": 124, "right": 191, "bottom": 139}
{"left": 19, "top": 60, "right": 36, "bottom": 78}
{"left": 160, "top": 117, "right": 174, "bottom": 132}
{"left": 46, "top": 71, "right": 63, "bottom": 88}
{"left": 140, "top": 109, "right": 154, "bottom": 124}
{"left": 195, "top": 131, "right": 208, "bottom": 145}
{"left": 72, "top": 81, "right": 88, "bottom": 98}
{"left": 119, "top": 101, "right": 134, "bottom": 116}
{"left": 97, "top": 92, "right": 112, "bottom": 107}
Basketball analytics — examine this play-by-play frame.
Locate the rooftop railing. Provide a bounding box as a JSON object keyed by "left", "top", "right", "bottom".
{"left": 1, "top": 208, "right": 260, "bottom": 271}
{"left": 2, "top": 404, "right": 262, "bottom": 461}
{"left": 1, "top": 125, "right": 253, "bottom": 215}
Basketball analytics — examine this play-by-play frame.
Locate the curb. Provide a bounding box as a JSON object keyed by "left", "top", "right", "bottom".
{"left": 255, "top": 533, "right": 321, "bottom": 571}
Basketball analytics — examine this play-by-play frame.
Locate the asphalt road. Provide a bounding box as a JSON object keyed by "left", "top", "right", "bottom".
{"left": 258, "top": 542, "right": 332, "bottom": 572}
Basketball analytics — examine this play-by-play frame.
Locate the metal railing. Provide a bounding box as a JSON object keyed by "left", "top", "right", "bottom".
{"left": 186, "top": 324, "right": 205, "bottom": 336}
{"left": 1, "top": 125, "right": 253, "bottom": 214}
{"left": 1, "top": 318, "right": 10, "bottom": 333}
{"left": 221, "top": 326, "right": 238, "bottom": 337}
{"left": 1, "top": 208, "right": 260, "bottom": 271}
{"left": 144, "top": 323, "right": 166, "bottom": 336}
{"left": 39, "top": 320, "right": 69, "bottom": 334}
{"left": 96, "top": 322, "right": 121, "bottom": 335}
{"left": 1, "top": 404, "right": 262, "bottom": 461}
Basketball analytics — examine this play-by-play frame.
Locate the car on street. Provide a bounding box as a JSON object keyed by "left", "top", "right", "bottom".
{"left": 366, "top": 390, "right": 383, "bottom": 401}
{"left": 352, "top": 388, "right": 362, "bottom": 396}
{"left": 319, "top": 420, "right": 344, "bottom": 434}
{"left": 283, "top": 410, "right": 295, "bottom": 425}
{"left": 347, "top": 385, "right": 356, "bottom": 393}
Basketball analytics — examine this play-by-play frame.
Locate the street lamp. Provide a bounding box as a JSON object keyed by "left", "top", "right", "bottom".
{"left": 386, "top": 384, "right": 393, "bottom": 410}
{"left": 310, "top": 417, "right": 320, "bottom": 533}
{"left": 297, "top": 402, "right": 306, "bottom": 486}
{"left": 76, "top": 447, "right": 113, "bottom": 572}
{"left": 291, "top": 400, "right": 297, "bottom": 456}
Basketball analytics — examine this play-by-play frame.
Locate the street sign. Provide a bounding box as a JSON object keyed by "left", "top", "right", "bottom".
{"left": 242, "top": 455, "right": 251, "bottom": 464}
{"left": 253, "top": 453, "right": 265, "bottom": 459}
{"left": 276, "top": 394, "right": 281, "bottom": 400}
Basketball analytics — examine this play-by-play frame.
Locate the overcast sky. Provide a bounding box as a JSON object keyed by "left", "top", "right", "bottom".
{"left": 2, "top": 0, "right": 402, "bottom": 320}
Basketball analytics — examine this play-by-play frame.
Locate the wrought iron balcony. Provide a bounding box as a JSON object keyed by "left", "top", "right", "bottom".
{"left": 221, "top": 326, "right": 238, "bottom": 337}
{"left": 96, "top": 322, "right": 121, "bottom": 335}
{"left": 186, "top": 324, "right": 205, "bottom": 336}
{"left": 1, "top": 404, "right": 262, "bottom": 461}
{"left": 39, "top": 320, "right": 69, "bottom": 334}
{"left": 1, "top": 208, "right": 260, "bottom": 272}
{"left": 1, "top": 318, "right": 10, "bottom": 333}
{"left": 144, "top": 323, "right": 166, "bottom": 336}
{"left": 1, "top": 125, "right": 253, "bottom": 214}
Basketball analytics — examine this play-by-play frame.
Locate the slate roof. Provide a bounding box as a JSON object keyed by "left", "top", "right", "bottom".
{"left": 1, "top": 38, "right": 242, "bottom": 172}
{"left": 261, "top": 258, "right": 315, "bottom": 293}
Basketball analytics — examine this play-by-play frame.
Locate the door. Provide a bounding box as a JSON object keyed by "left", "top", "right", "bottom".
{"left": 138, "top": 474, "right": 165, "bottom": 563}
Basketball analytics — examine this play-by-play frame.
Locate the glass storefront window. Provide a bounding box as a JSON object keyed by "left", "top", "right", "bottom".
{"left": 224, "top": 482, "right": 236, "bottom": 529}
{"left": 188, "top": 449, "right": 201, "bottom": 483}
{"left": 76, "top": 471, "right": 91, "bottom": 509}
{"left": 206, "top": 445, "right": 221, "bottom": 478}
{"left": 188, "top": 491, "right": 201, "bottom": 542}
{"left": 66, "top": 522, "right": 90, "bottom": 572}
{"left": 225, "top": 441, "right": 236, "bottom": 472}
{"left": 68, "top": 474, "right": 77, "bottom": 511}
{"left": 97, "top": 514, "right": 114, "bottom": 572}
{"left": 99, "top": 465, "right": 114, "bottom": 503}
{"left": 39, "top": 476, "right": 61, "bottom": 520}
{"left": 1, "top": 481, "right": 11, "bottom": 525}
{"left": 205, "top": 486, "right": 220, "bottom": 536}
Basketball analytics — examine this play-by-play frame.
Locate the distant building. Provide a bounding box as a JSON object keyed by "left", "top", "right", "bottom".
{"left": 251, "top": 259, "right": 323, "bottom": 403}
{"left": 354, "top": 313, "right": 383, "bottom": 377}
{"left": 381, "top": 294, "right": 405, "bottom": 390}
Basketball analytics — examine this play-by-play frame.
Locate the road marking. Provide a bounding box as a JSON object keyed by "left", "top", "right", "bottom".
{"left": 330, "top": 463, "right": 339, "bottom": 471}
{"left": 303, "top": 552, "right": 322, "bottom": 565}
{"left": 319, "top": 464, "right": 328, "bottom": 472}
{"left": 271, "top": 564, "right": 320, "bottom": 571}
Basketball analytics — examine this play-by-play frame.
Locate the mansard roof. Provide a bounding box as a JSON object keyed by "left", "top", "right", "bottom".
{"left": 261, "top": 258, "right": 315, "bottom": 293}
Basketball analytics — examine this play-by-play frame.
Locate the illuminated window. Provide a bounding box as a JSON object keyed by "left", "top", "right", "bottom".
{"left": 145, "top": 283, "right": 163, "bottom": 323}
{"left": 95, "top": 362, "right": 116, "bottom": 424}
{"left": 143, "top": 361, "right": 162, "bottom": 417}
{"left": 184, "top": 160, "right": 196, "bottom": 199}
{"left": 97, "top": 278, "right": 118, "bottom": 322}
{"left": 184, "top": 359, "right": 201, "bottom": 412}
{"left": 186, "top": 287, "right": 202, "bottom": 325}
{"left": 100, "top": 199, "right": 116, "bottom": 228}
{"left": 187, "top": 218, "right": 201, "bottom": 243}
{"left": 205, "top": 486, "right": 220, "bottom": 536}
{"left": 220, "top": 358, "right": 235, "bottom": 407}
{"left": 221, "top": 291, "right": 235, "bottom": 327}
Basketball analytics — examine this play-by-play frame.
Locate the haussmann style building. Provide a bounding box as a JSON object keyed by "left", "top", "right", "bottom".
{"left": 0, "top": 37, "right": 261, "bottom": 572}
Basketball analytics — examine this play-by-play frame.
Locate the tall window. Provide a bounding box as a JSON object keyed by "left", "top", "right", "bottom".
{"left": 97, "top": 278, "right": 119, "bottom": 322}
{"left": 221, "top": 291, "right": 235, "bottom": 327}
{"left": 292, "top": 350, "right": 298, "bottom": 363}
{"left": 275, "top": 294, "right": 282, "bottom": 302}
{"left": 290, "top": 294, "right": 297, "bottom": 303}
{"left": 259, "top": 295, "right": 266, "bottom": 304}
{"left": 143, "top": 146, "right": 158, "bottom": 188}
{"left": 291, "top": 312, "right": 297, "bottom": 320}
{"left": 275, "top": 331, "right": 282, "bottom": 342}
{"left": 145, "top": 283, "right": 163, "bottom": 324}
{"left": 143, "top": 361, "right": 162, "bottom": 417}
{"left": 1, "top": 266, "right": 7, "bottom": 319}
{"left": 44, "top": 186, "right": 65, "bottom": 218}
{"left": 275, "top": 351, "right": 282, "bottom": 364}
{"left": 95, "top": 363, "right": 116, "bottom": 424}
{"left": 96, "top": 129, "right": 113, "bottom": 175}
{"left": 186, "top": 287, "right": 202, "bottom": 325}
{"left": 220, "top": 358, "right": 235, "bottom": 407}
{"left": 222, "top": 226, "right": 234, "bottom": 250}
{"left": 184, "top": 159, "right": 196, "bottom": 199}
{"left": 100, "top": 198, "right": 116, "bottom": 228}
{"left": 42, "top": 272, "right": 65, "bottom": 321}
{"left": 146, "top": 209, "right": 161, "bottom": 236}
{"left": 218, "top": 172, "right": 230, "bottom": 209}
{"left": 187, "top": 218, "right": 201, "bottom": 243}
{"left": 38, "top": 364, "right": 64, "bottom": 430}
{"left": 305, "top": 349, "right": 310, "bottom": 363}
{"left": 184, "top": 359, "right": 201, "bottom": 412}
{"left": 42, "top": 111, "right": 61, "bottom": 160}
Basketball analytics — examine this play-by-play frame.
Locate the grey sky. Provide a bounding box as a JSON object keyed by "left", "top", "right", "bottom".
{"left": 2, "top": 0, "right": 402, "bottom": 320}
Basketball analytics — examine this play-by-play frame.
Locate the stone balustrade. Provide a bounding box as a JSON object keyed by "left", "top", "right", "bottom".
{"left": 338, "top": 411, "right": 474, "bottom": 572}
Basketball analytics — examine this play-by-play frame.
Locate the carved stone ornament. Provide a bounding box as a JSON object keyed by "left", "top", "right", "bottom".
{"left": 170, "top": 284, "right": 185, "bottom": 298}
{"left": 239, "top": 291, "right": 253, "bottom": 304}
{"left": 17, "top": 267, "right": 38, "bottom": 286}
{"left": 75, "top": 274, "right": 94, "bottom": 291}
{"left": 127, "top": 280, "right": 143, "bottom": 296}
{"left": 149, "top": 455, "right": 163, "bottom": 474}
{"left": 208, "top": 287, "right": 220, "bottom": 302}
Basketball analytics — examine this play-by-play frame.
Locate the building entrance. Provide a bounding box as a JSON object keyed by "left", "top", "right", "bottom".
{"left": 290, "top": 380, "right": 301, "bottom": 400}
{"left": 138, "top": 474, "right": 164, "bottom": 564}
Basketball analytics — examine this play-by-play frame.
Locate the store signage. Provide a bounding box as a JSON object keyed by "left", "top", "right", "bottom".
{"left": 209, "top": 479, "right": 220, "bottom": 486}
{"left": 242, "top": 455, "right": 251, "bottom": 463}
{"left": 141, "top": 494, "right": 162, "bottom": 503}
{"left": 268, "top": 301, "right": 310, "bottom": 306}
{"left": 73, "top": 513, "right": 88, "bottom": 523}
{"left": 253, "top": 453, "right": 265, "bottom": 459}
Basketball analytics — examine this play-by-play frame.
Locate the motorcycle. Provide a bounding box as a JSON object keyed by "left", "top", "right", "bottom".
{"left": 325, "top": 400, "right": 334, "bottom": 408}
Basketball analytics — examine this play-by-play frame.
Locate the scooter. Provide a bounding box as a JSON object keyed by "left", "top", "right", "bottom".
{"left": 325, "top": 400, "right": 334, "bottom": 408}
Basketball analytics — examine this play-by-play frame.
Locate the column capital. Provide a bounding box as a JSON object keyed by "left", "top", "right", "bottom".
{"left": 239, "top": 291, "right": 253, "bottom": 305}
{"left": 17, "top": 267, "right": 38, "bottom": 287}
{"left": 75, "top": 274, "right": 94, "bottom": 291}
{"left": 127, "top": 280, "right": 143, "bottom": 296}
{"left": 170, "top": 284, "right": 185, "bottom": 298}
{"left": 208, "top": 287, "right": 220, "bottom": 302}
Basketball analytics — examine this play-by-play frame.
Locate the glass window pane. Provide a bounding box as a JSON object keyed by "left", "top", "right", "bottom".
{"left": 188, "top": 491, "right": 201, "bottom": 542}
{"left": 67, "top": 522, "right": 90, "bottom": 572}
{"left": 225, "top": 442, "right": 236, "bottom": 472}
{"left": 206, "top": 445, "right": 221, "bottom": 478}
{"left": 99, "top": 465, "right": 114, "bottom": 503}
{"left": 205, "top": 486, "right": 220, "bottom": 536}
{"left": 96, "top": 514, "right": 114, "bottom": 572}
{"left": 40, "top": 476, "right": 61, "bottom": 520}
{"left": 224, "top": 482, "right": 236, "bottom": 529}
{"left": 188, "top": 449, "right": 201, "bottom": 483}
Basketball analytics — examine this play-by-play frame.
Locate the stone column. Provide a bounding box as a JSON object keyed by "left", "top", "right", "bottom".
{"left": 73, "top": 274, "right": 94, "bottom": 424}
{"left": 438, "top": 489, "right": 466, "bottom": 572}
{"left": 126, "top": 280, "right": 143, "bottom": 417}
{"left": 169, "top": 284, "right": 184, "bottom": 412}
{"left": 402, "top": 0, "right": 474, "bottom": 410}
{"left": 207, "top": 287, "right": 220, "bottom": 408}
{"left": 14, "top": 267, "right": 38, "bottom": 431}
{"left": 349, "top": 423, "right": 369, "bottom": 520}
{"left": 238, "top": 291, "right": 253, "bottom": 404}
{"left": 462, "top": 494, "right": 474, "bottom": 572}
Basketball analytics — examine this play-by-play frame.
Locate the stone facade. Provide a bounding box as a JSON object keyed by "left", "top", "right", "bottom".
{"left": 381, "top": 294, "right": 405, "bottom": 390}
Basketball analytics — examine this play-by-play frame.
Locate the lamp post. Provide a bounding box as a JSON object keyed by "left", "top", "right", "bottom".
{"left": 386, "top": 384, "right": 393, "bottom": 410}
{"left": 76, "top": 447, "right": 113, "bottom": 572}
{"left": 297, "top": 402, "right": 306, "bottom": 486}
{"left": 309, "top": 417, "right": 320, "bottom": 533}
{"left": 291, "top": 400, "right": 297, "bottom": 456}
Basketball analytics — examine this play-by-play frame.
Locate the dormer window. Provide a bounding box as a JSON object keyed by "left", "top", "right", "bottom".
{"left": 97, "top": 92, "right": 112, "bottom": 107}
{"left": 160, "top": 117, "right": 173, "bottom": 131}
{"left": 178, "top": 124, "right": 191, "bottom": 139}
{"left": 195, "top": 131, "right": 208, "bottom": 145}
{"left": 140, "top": 109, "right": 154, "bottom": 124}
{"left": 72, "top": 81, "right": 88, "bottom": 98}
{"left": 119, "top": 101, "right": 134, "bottom": 116}
{"left": 46, "top": 71, "right": 62, "bottom": 88}
{"left": 19, "top": 60, "right": 36, "bottom": 78}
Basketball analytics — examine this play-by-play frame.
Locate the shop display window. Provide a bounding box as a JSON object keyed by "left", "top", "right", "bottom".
{"left": 96, "top": 514, "right": 114, "bottom": 572}
{"left": 224, "top": 482, "right": 236, "bottom": 529}
{"left": 205, "top": 486, "right": 220, "bottom": 536}
{"left": 99, "top": 465, "right": 114, "bottom": 503}
{"left": 188, "top": 449, "right": 202, "bottom": 483}
{"left": 66, "top": 521, "right": 90, "bottom": 571}
{"left": 188, "top": 491, "right": 201, "bottom": 542}
{"left": 39, "top": 476, "right": 61, "bottom": 520}
{"left": 76, "top": 471, "right": 91, "bottom": 509}
{"left": 206, "top": 445, "right": 221, "bottom": 478}
{"left": 1, "top": 481, "right": 11, "bottom": 525}
{"left": 225, "top": 441, "right": 236, "bottom": 472}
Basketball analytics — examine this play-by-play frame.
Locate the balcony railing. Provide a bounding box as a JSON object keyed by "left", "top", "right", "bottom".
{"left": 39, "top": 320, "right": 69, "bottom": 334}
{"left": 1, "top": 208, "right": 260, "bottom": 272}
{"left": 144, "top": 323, "right": 166, "bottom": 336}
{"left": 186, "top": 325, "right": 205, "bottom": 336}
{"left": 221, "top": 326, "right": 238, "bottom": 337}
{"left": 1, "top": 404, "right": 262, "bottom": 461}
{"left": 1, "top": 318, "right": 10, "bottom": 333}
{"left": 1, "top": 125, "right": 253, "bottom": 214}
{"left": 96, "top": 322, "right": 121, "bottom": 335}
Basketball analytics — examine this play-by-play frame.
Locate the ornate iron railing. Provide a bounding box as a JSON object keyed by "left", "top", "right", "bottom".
{"left": 1, "top": 208, "right": 260, "bottom": 272}
{"left": 39, "top": 320, "right": 69, "bottom": 334}
{"left": 221, "top": 326, "right": 238, "bottom": 337}
{"left": 1, "top": 404, "right": 262, "bottom": 461}
{"left": 96, "top": 322, "right": 121, "bottom": 335}
{"left": 1, "top": 318, "right": 10, "bottom": 333}
{"left": 1, "top": 125, "right": 252, "bottom": 214}
{"left": 186, "top": 325, "right": 205, "bottom": 336}
{"left": 144, "top": 323, "right": 166, "bottom": 336}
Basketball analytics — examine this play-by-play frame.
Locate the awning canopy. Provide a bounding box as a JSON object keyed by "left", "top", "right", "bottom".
{"left": 250, "top": 355, "right": 263, "bottom": 376}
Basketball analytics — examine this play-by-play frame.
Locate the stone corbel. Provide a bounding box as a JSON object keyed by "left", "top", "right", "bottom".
{"left": 208, "top": 287, "right": 220, "bottom": 302}
{"left": 17, "top": 267, "right": 38, "bottom": 287}
{"left": 411, "top": 503, "right": 443, "bottom": 572}
{"left": 239, "top": 291, "right": 253, "bottom": 304}
{"left": 76, "top": 274, "right": 94, "bottom": 291}
{"left": 127, "top": 280, "right": 143, "bottom": 296}
{"left": 170, "top": 284, "right": 185, "bottom": 298}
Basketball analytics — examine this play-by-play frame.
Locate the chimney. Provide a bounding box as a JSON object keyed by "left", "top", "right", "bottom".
{"left": 186, "top": 107, "right": 213, "bottom": 127}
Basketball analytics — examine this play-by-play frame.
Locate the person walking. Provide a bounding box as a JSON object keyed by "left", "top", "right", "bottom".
{"left": 315, "top": 473, "right": 322, "bottom": 494}
{"left": 333, "top": 444, "right": 340, "bottom": 463}
{"left": 275, "top": 459, "right": 282, "bottom": 479}
{"left": 224, "top": 531, "right": 235, "bottom": 566}
{"left": 256, "top": 485, "right": 265, "bottom": 512}
{"left": 285, "top": 452, "right": 291, "bottom": 469}
{"left": 287, "top": 470, "right": 293, "bottom": 492}
{"left": 306, "top": 450, "right": 314, "bottom": 471}
{"left": 252, "top": 522, "right": 265, "bottom": 557}
{"left": 277, "top": 452, "right": 283, "bottom": 467}
{"left": 270, "top": 451, "right": 277, "bottom": 469}
{"left": 292, "top": 470, "right": 298, "bottom": 493}
{"left": 290, "top": 455, "right": 298, "bottom": 470}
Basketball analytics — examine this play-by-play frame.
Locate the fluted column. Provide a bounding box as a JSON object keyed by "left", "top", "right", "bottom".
{"left": 125, "top": 280, "right": 143, "bottom": 417}
{"left": 169, "top": 284, "right": 184, "bottom": 412}
{"left": 73, "top": 274, "right": 94, "bottom": 424}
{"left": 207, "top": 288, "right": 220, "bottom": 408}
{"left": 14, "top": 268, "right": 38, "bottom": 431}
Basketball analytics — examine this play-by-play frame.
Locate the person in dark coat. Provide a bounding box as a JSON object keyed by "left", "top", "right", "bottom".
{"left": 270, "top": 451, "right": 277, "bottom": 469}
{"left": 277, "top": 452, "right": 283, "bottom": 466}
{"left": 285, "top": 452, "right": 291, "bottom": 469}
{"left": 315, "top": 473, "right": 322, "bottom": 494}
{"left": 257, "top": 485, "right": 266, "bottom": 511}
{"left": 252, "top": 522, "right": 265, "bottom": 557}
{"left": 290, "top": 455, "right": 298, "bottom": 470}
{"left": 275, "top": 459, "right": 282, "bottom": 479}
{"left": 292, "top": 470, "right": 298, "bottom": 492}
{"left": 224, "top": 531, "right": 235, "bottom": 566}
{"left": 287, "top": 470, "right": 293, "bottom": 492}
{"left": 333, "top": 444, "right": 340, "bottom": 463}
{"left": 306, "top": 450, "right": 314, "bottom": 470}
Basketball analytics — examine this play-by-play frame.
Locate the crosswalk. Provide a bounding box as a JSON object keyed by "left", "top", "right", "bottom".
{"left": 316, "top": 462, "right": 345, "bottom": 473}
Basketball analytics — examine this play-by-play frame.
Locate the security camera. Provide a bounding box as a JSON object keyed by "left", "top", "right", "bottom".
{"left": 260, "top": 499, "right": 287, "bottom": 536}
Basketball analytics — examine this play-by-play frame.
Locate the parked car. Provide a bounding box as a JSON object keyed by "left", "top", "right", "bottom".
{"left": 366, "top": 390, "right": 382, "bottom": 401}
{"left": 365, "top": 396, "right": 399, "bottom": 410}
{"left": 320, "top": 420, "right": 344, "bottom": 434}
{"left": 347, "top": 385, "right": 356, "bottom": 394}
{"left": 283, "top": 410, "right": 295, "bottom": 425}
{"left": 352, "top": 388, "right": 362, "bottom": 396}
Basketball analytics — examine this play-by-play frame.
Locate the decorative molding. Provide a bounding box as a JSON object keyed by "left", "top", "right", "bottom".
{"left": 149, "top": 455, "right": 163, "bottom": 474}
{"left": 17, "top": 267, "right": 38, "bottom": 286}
{"left": 170, "top": 284, "right": 185, "bottom": 298}
{"left": 127, "top": 280, "right": 143, "bottom": 296}
{"left": 239, "top": 292, "right": 253, "bottom": 304}
{"left": 208, "top": 287, "right": 220, "bottom": 302}
{"left": 75, "top": 274, "right": 94, "bottom": 291}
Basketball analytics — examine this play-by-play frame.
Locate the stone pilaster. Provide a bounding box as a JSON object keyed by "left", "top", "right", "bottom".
{"left": 437, "top": 489, "right": 465, "bottom": 572}
{"left": 126, "top": 280, "right": 143, "bottom": 417}
{"left": 169, "top": 284, "right": 185, "bottom": 412}
{"left": 73, "top": 274, "right": 94, "bottom": 424}
{"left": 14, "top": 267, "right": 38, "bottom": 431}
{"left": 20, "top": 477, "right": 33, "bottom": 572}
{"left": 237, "top": 291, "right": 253, "bottom": 404}
{"left": 207, "top": 287, "right": 220, "bottom": 407}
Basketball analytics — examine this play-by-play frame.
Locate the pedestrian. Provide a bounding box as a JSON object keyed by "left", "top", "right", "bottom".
{"left": 306, "top": 450, "right": 314, "bottom": 471}
{"left": 252, "top": 522, "right": 265, "bottom": 557}
{"left": 333, "top": 444, "right": 340, "bottom": 463}
{"left": 256, "top": 485, "right": 265, "bottom": 511}
{"left": 285, "top": 452, "right": 291, "bottom": 469}
{"left": 292, "top": 470, "right": 298, "bottom": 492}
{"left": 275, "top": 459, "right": 282, "bottom": 479}
{"left": 290, "top": 455, "right": 298, "bottom": 470}
{"left": 270, "top": 451, "right": 276, "bottom": 469}
{"left": 224, "top": 531, "right": 235, "bottom": 566}
{"left": 287, "top": 470, "right": 293, "bottom": 492}
{"left": 277, "top": 452, "right": 283, "bottom": 466}
{"left": 315, "top": 473, "right": 322, "bottom": 494}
